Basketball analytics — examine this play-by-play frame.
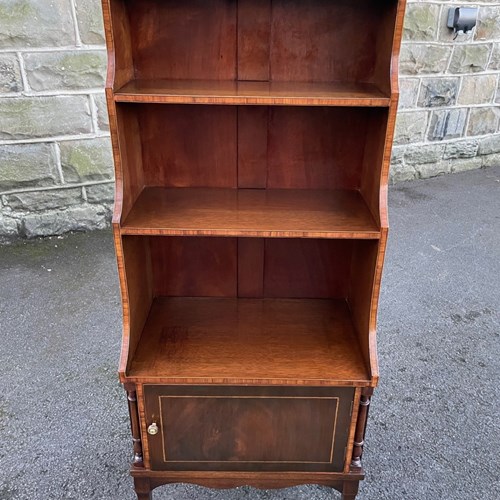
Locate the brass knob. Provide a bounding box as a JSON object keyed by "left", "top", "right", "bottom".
{"left": 147, "top": 422, "right": 159, "bottom": 435}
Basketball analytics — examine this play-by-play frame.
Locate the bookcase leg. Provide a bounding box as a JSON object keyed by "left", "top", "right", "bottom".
{"left": 341, "top": 480, "right": 359, "bottom": 500}
{"left": 134, "top": 477, "right": 152, "bottom": 500}
{"left": 127, "top": 389, "right": 144, "bottom": 467}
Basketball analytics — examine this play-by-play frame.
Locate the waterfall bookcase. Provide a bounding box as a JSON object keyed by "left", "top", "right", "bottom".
{"left": 102, "top": 0, "right": 407, "bottom": 498}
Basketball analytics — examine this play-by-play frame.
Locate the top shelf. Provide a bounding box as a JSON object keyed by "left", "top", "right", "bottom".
{"left": 114, "top": 80, "right": 391, "bottom": 107}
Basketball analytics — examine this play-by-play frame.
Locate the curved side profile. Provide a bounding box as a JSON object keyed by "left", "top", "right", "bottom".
{"left": 102, "top": 0, "right": 408, "bottom": 498}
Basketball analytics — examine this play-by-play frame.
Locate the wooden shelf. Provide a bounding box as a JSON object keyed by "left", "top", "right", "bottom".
{"left": 121, "top": 187, "right": 380, "bottom": 239}
{"left": 114, "top": 80, "right": 391, "bottom": 107}
{"left": 128, "top": 297, "right": 370, "bottom": 385}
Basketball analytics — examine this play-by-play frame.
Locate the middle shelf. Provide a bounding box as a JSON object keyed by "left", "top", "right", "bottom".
{"left": 127, "top": 297, "right": 370, "bottom": 385}
{"left": 114, "top": 79, "right": 391, "bottom": 107}
{"left": 121, "top": 187, "right": 380, "bottom": 239}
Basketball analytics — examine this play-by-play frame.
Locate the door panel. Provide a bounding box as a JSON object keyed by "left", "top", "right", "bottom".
{"left": 143, "top": 385, "right": 354, "bottom": 472}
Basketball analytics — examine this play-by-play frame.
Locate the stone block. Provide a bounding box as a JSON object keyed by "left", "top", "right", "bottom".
{"left": 400, "top": 44, "right": 451, "bottom": 75}
{"left": 20, "top": 205, "right": 109, "bottom": 238}
{"left": 74, "top": 0, "right": 105, "bottom": 45}
{"left": 4, "top": 188, "right": 83, "bottom": 211}
{"left": 394, "top": 111, "right": 428, "bottom": 145}
{"left": 489, "top": 44, "right": 500, "bottom": 70}
{"left": 481, "top": 153, "right": 500, "bottom": 168}
{"left": 403, "top": 4, "right": 440, "bottom": 41}
{"left": 398, "top": 78, "right": 420, "bottom": 109}
{"left": 476, "top": 7, "right": 500, "bottom": 41}
{"left": 93, "top": 93, "right": 109, "bottom": 131}
{"left": 428, "top": 109, "right": 468, "bottom": 141}
{"left": 443, "top": 141, "right": 479, "bottom": 160}
{"left": 23, "top": 51, "right": 106, "bottom": 91}
{"left": 458, "top": 75, "right": 497, "bottom": 105}
{"left": 390, "top": 161, "right": 417, "bottom": 184}
{"left": 0, "top": 96, "right": 92, "bottom": 140}
{"left": 0, "top": 213, "right": 18, "bottom": 237}
{"left": 404, "top": 144, "right": 445, "bottom": 166}
{"left": 418, "top": 78, "right": 459, "bottom": 108}
{"left": 448, "top": 45, "right": 491, "bottom": 74}
{"left": 450, "top": 157, "right": 484, "bottom": 174}
{"left": 0, "top": 143, "right": 59, "bottom": 190}
{"left": 467, "top": 107, "right": 500, "bottom": 136}
{"left": 0, "top": 53, "right": 22, "bottom": 93}
{"left": 391, "top": 146, "right": 404, "bottom": 167}
{"left": 86, "top": 183, "right": 115, "bottom": 204}
{"left": 478, "top": 135, "right": 500, "bottom": 155}
{"left": 59, "top": 138, "right": 114, "bottom": 183}
{"left": 0, "top": 0, "right": 75, "bottom": 48}
{"left": 415, "top": 160, "right": 451, "bottom": 179}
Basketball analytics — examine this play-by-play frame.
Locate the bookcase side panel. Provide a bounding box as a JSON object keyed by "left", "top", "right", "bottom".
{"left": 347, "top": 240, "right": 380, "bottom": 383}
{"left": 372, "top": 0, "right": 400, "bottom": 96}
{"left": 119, "top": 235, "right": 154, "bottom": 378}
{"left": 103, "top": 0, "right": 134, "bottom": 90}
{"left": 114, "top": 104, "right": 146, "bottom": 221}
{"left": 359, "top": 109, "right": 390, "bottom": 227}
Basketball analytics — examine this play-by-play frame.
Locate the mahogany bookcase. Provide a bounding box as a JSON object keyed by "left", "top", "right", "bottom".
{"left": 102, "top": 1, "right": 407, "bottom": 498}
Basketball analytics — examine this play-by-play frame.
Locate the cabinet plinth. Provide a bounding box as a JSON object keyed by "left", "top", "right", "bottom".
{"left": 103, "top": 0, "right": 407, "bottom": 498}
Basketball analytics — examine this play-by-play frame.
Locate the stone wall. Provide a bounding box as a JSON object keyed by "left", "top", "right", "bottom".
{"left": 394, "top": 1, "right": 500, "bottom": 182}
{"left": 0, "top": 0, "right": 499, "bottom": 239}
{"left": 0, "top": 0, "right": 112, "bottom": 239}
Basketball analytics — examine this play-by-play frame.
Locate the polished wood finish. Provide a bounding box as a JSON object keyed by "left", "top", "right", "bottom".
{"left": 350, "top": 388, "right": 374, "bottom": 472}
{"left": 133, "top": 477, "right": 152, "bottom": 500}
{"left": 137, "top": 105, "right": 237, "bottom": 189}
{"left": 129, "top": 297, "right": 369, "bottom": 385}
{"left": 144, "top": 385, "right": 354, "bottom": 472}
{"left": 149, "top": 237, "right": 237, "bottom": 298}
{"left": 127, "top": 390, "right": 145, "bottom": 467}
{"left": 103, "top": 0, "right": 408, "bottom": 497}
{"left": 115, "top": 80, "right": 390, "bottom": 106}
{"left": 127, "top": 0, "right": 237, "bottom": 81}
{"left": 237, "top": 238, "right": 265, "bottom": 298}
{"left": 144, "top": 236, "right": 357, "bottom": 300}
{"left": 122, "top": 188, "right": 380, "bottom": 239}
{"left": 342, "top": 480, "right": 360, "bottom": 500}
{"left": 130, "top": 469, "right": 364, "bottom": 491}
{"left": 118, "top": 104, "right": 383, "bottom": 193}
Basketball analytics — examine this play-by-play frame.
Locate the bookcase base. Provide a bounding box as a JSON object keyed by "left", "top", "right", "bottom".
{"left": 131, "top": 469, "right": 365, "bottom": 500}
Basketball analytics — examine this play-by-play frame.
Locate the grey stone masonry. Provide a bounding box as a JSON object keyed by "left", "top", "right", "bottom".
{"left": 0, "top": 0, "right": 111, "bottom": 240}
{"left": 0, "top": 0, "right": 499, "bottom": 239}
{"left": 394, "top": 1, "right": 500, "bottom": 183}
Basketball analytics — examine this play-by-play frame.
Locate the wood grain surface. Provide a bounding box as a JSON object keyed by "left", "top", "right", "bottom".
{"left": 128, "top": 297, "right": 369, "bottom": 385}
{"left": 121, "top": 188, "right": 380, "bottom": 239}
{"left": 143, "top": 385, "right": 354, "bottom": 472}
{"left": 115, "top": 80, "right": 390, "bottom": 107}
{"left": 101, "top": 0, "right": 410, "bottom": 496}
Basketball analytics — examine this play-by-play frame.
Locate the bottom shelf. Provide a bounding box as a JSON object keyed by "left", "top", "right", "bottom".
{"left": 128, "top": 297, "right": 369, "bottom": 385}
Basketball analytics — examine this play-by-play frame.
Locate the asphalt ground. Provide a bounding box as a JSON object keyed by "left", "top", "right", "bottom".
{"left": 0, "top": 166, "right": 499, "bottom": 499}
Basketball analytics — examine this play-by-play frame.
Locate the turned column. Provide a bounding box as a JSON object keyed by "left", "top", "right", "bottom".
{"left": 126, "top": 389, "right": 144, "bottom": 468}
{"left": 350, "top": 387, "right": 373, "bottom": 471}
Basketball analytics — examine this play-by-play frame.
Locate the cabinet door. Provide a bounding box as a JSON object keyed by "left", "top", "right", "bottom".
{"left": 143, "top": 385, "right": 354, "bottom": 472}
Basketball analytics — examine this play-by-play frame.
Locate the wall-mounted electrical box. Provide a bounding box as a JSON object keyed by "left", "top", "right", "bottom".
{"left": 447, "top": 7, "right": 478, "bottom": 35}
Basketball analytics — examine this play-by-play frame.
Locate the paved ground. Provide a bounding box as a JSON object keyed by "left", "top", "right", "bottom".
{"left": 0, "top": 167, "right": 499, "bottom": 500}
